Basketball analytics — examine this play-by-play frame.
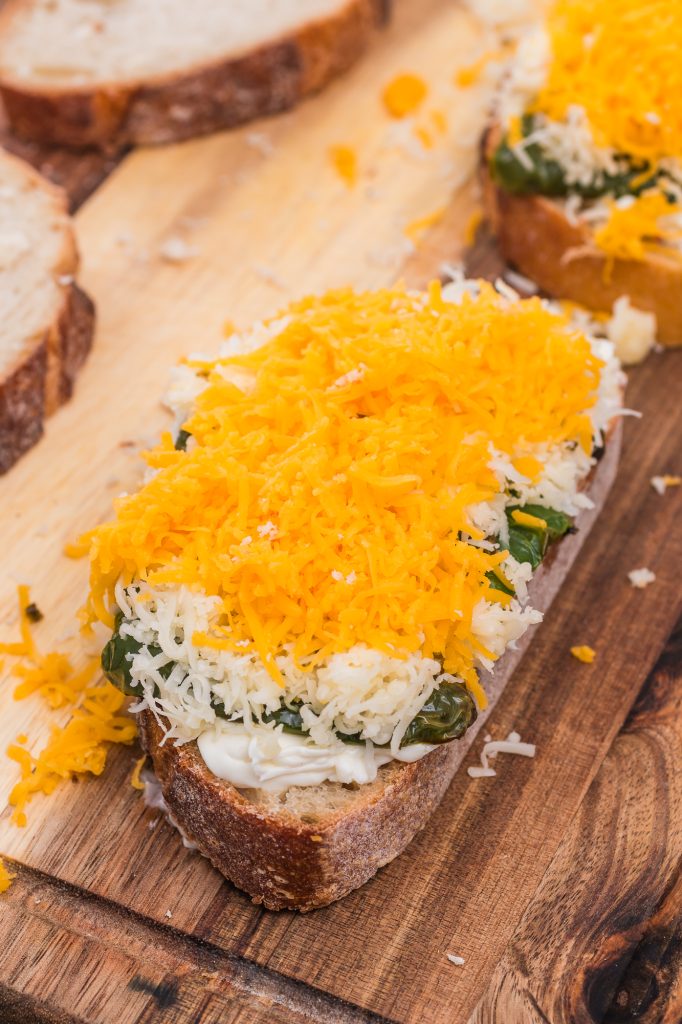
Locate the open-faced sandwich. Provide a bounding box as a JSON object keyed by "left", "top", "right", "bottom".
{"left": 82, "top": 277, "right": 623, "bottom": 910}
{"left": 483, "top": 0, "right": 682, "bottom": 348}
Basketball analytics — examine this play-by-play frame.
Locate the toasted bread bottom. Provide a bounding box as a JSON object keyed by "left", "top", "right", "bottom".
{"left": 139, "top": 423, "right": 621, "bottom": 911}
{"left": 482, "top": 161, "right": 682, "bottom": 347}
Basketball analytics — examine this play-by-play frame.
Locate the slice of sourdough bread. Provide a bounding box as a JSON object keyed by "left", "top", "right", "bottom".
{"left": 139, "top": 421, "right": 621, "bottom": 911}
{"left": 480, "top": 133, "right": 682, "bottom": 347}
{"left": 0, "top": 0, "right": 390, "bottom": 150}
{"left": 0, "top": 148, "right": 94, "bottom": 474}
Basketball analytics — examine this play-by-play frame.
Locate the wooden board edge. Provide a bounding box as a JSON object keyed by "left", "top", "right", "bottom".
{"left": 0, "top": 860, "right": 399, "bottom": 1024}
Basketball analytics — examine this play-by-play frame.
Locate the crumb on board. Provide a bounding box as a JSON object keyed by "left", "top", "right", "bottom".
{"left": 628, "top": 568, "right": 656, "bottom": 589}
{"left": 252, "top": 263, "right": 287, "bottom": 290}
{"left": 571, "top": 645, "right": 596, "bottom": 664}
{"left": 446, "top": 953, "right": 465, "bottom": 966}
{"left": 158, "top": 236, "right": 199, "bottom": 264}
{"left": 245, "top": 131, "right": 274, "bottom": 157}
{"left": 24, "top": 602, "right": 43, "bottom": 623}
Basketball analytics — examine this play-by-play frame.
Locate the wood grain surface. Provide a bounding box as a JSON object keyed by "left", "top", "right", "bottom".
{"left": 1, "top": 0, "right": 681, "bottom": 1021}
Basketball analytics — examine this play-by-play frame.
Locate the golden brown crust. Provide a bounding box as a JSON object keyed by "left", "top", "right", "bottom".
{"left": 0, "top": 0, "right": 391, "bottom": 151}
{"left": 480, "top": 139, "right": 682, "bottom": 347}
{"left": 139, "top": 425, "right": 621, "bottom": 911}
{"left": 0, "top": 152, "right": 95, "bottom": 473}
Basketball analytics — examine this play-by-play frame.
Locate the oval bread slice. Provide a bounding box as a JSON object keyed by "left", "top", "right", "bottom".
{"left": 140, "top": 420, "right": 621, "bottom": 912}
{"left": 480, "top": 134, "right": 682, "bottom": 348}
{"left": 0, "top": 148, "right": 94, "bottom": 474}
{"left": 0, "top": 0, "right": 390, "bottom": 150}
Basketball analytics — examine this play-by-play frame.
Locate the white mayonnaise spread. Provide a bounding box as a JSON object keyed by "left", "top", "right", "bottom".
{"left": 196, "top": 721, "right": 435, "bottom": 792}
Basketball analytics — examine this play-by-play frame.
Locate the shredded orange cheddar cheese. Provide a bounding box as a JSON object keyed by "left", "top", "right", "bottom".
{"left": 536, "top": 0, "right": 682, "bottom": 164}
{"left": 570, "top": 645, "right": 596, "bottom": 664}
{"left": 79, "top": 283, "right": 602, "bottom": 701}
{"left": 464, "top": 208, "right": 483, "bottom": 246}
{"left": 2, "top": 586, "right": 137, "bottom": 826}
{"left": 455, "top": 46, "right": 509, "bottom": 89}
{"left": 329, "top": 144, "right": 358, "bottom": 187}
{"left": 0, "top": 859, "right": 13, "bottom": 894}
{"left": 382, "top": 73, "right": 428, "bottom": 118}
{"left": 405, "top": 207, "right": 446, "bottom": 244}
{"left": 593, "top": 192, "right": 682, "bottom": 267}
{"left": 131, "top": 755, "right": 146, "bottom": 791}
{"left": 511, "top": 510, "right": 548, "bottom": 531}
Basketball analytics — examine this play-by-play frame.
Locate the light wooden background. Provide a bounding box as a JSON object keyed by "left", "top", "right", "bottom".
{"left": 1, "top": 1, "right": 681, "bottom": 1022}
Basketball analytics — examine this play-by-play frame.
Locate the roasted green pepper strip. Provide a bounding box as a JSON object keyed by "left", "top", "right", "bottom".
{"left": 399, "top": 681, "right": 477, "bottom": 746}
{"left": 491, "top": 114, "right": 665, "bottom": 200}
{"left": 102, "top": 622, "right": 479, "bottom": 748}
{"left": 502, "top": 504, "right": 573, "bottom": 570}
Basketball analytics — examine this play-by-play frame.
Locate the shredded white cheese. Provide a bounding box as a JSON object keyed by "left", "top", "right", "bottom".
{"left": 468, "top": 730, "right": 536, "bottom": 778}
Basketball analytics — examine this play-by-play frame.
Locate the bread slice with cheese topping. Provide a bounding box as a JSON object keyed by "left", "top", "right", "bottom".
{"left": 85, "top": 280, "right": 623, "bottom": 910}
{"left": 138, "top": 438, "right": 619, "bottom": 912}
{"left": 0, "top": 0, "right": 390, "bottom": 150}
{"left": 0, "top": 148, "right": 94, "bottom": 473}
{"left": 481, "top": 0, "right": 682, "bottom": 350}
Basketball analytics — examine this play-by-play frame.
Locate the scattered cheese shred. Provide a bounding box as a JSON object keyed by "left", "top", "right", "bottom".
{"left": 464, "top": 207, "right": 483, "bottom": 246}
{"left": 329, "top": 144, "right": 358, "bottom": 188}
{"left": 405, "top": 206, "right": 446, "bottom": 243}
{"left": 536, "top": 0, "right": 682, "bottom": 163}
{"left": 651, "top": 474, "right": 681, "bottom": 495}
{"left": 79, "top": 283, "right": 603, "bottom": 697}
{"left": 468, "top": 730, "right": 536, "bottom": 778}
{"left": 570, "top": 644, "right": 596, "bottom": 664}
{"left": 2, "top": 586, "right": 137, "bottom": 826}
{"left": 455, "top": 46, "right": 509, "bottom": 88}
{"left": 131, "top": 755, "right": 147, "bottom": 790}
{"left": 382, "top": 73, "right": 428, "bottom": 118}
{"left": 0, "top": 859, "right": 14, "bottom": 894}
{"left": 593, "top": 193, "right": 682, "bottom": 268}
{"left": 446, "top": 953, "right": 466, "bottom": 966}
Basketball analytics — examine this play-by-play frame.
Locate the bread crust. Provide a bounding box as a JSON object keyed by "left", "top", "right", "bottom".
{"left": 481, "top": 142, "right": 682, "bottom": 347}
{"left": 0, "top": 152, "right": 95, "bottom": 473}
{"left": 139, "top": 422, "right": 621, "bottom": 911}
{"left": 0, "top": 0, "right": 391, "bottom": 151}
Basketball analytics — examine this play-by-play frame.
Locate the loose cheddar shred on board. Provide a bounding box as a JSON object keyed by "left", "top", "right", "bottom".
{"left": 329, "top": 144, "right": 358, "bottom": 187}
{"left": 570, "top": 645, "right": 596, "bottom": 664}
{"left": 79, "top": 282, "right": 603, "bottom": 704}
{"left": 0, "top": 859, "right": 14, "bottom": 893}
{"left": 382, "top": 73, "right": 428, "bottom": 118}
{"left": 536, "top": 0, "right": 682, "bottom": 164}
{"left": 1, "top": 586, "right": 137, "bottom": 826}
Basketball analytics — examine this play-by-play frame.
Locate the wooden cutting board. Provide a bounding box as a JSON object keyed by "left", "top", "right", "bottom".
{"left": 1, "top": 2, "right": 681, "bottom": 1022}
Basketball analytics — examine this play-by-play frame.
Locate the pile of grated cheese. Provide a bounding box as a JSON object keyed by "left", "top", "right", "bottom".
{"left": 1, "top": 585, "right": 137, "bottom": 826}
{"left": 80, "top": 282, "right": 606, "bottom": 710}
{"left": 535, "top": 0, "right": 682, "bottom": 165}
{"left": 497, "top": 1, "right": 682, "bottom": 262}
